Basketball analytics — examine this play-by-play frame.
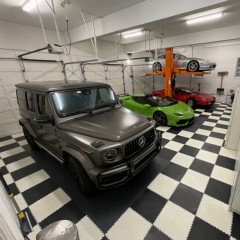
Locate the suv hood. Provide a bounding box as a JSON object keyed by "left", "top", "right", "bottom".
{"left": 58, "top": 107, "right": 152, "bottom": 142}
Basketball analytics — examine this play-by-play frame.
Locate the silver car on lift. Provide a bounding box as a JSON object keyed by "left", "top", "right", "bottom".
{"left": 152, "top": 53, "right": 217, "bottom": 72}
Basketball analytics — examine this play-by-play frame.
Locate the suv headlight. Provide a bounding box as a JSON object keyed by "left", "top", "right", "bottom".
{"left": 104, "top": 149, "right": 118, "bottom": 161}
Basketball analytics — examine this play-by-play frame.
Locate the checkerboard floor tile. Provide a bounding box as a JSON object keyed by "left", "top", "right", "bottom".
{"left": 1, "top": 103, "right": 240, "bottom": 240}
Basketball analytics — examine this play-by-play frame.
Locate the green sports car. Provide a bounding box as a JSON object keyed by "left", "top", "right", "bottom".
{"left": 119, "top": 94, "right": 195, "bottom": 127}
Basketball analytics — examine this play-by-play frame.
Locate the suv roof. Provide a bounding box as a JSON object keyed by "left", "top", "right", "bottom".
{"left": 16, "top": 81, "right": 109, "bottom": 93}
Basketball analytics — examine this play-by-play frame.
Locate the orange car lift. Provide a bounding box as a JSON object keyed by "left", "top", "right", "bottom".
{"left": 146, "top": 47, "right": 209, "bottom": 97}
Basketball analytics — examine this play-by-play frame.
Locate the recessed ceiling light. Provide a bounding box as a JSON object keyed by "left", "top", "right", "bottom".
{"left": 122, "top": 30, "right": 143, "bottom": 39}
{"left": 22, "top": 0, "right": 43, "bottom": 12}
{"left": 186, "top": 12, "right": 223, "bottom": 25}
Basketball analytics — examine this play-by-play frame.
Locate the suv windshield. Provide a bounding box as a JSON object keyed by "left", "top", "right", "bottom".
{"left": 51, "top": 86, "right": 118, "bottom": 117}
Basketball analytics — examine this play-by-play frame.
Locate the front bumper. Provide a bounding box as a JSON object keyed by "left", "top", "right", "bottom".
{"left": 89, "top": 136, "right": 161, "bottom": 189}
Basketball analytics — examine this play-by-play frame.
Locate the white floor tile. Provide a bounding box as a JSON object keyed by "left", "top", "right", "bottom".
{"left": 106, "top": 208, "right": 151, "bottom": 240}
{"left": 1, "top": 147, "right": 24, "bottom": 159}
{"left": 162, "top": 132, "right": 176, "bottom": 140}
{"left": 30, "top": 188, "right": 71, "bottom": 222}
{"left": 11, "top": 132, "right": 24, "bottom": 138}
{"left": 212, "top": 111, "right": 223, "bottom": 115}
{"left": 212, "top": 127, "right": 227, "bottom": 134}
{"left": 164, "top": 141, "right": 184, "bottom": 152}
{"left": 205, "top": 136, "right": 224, "bottom": 146}
{"left": 217, "top": 120, "right": 229, "bottom": 125}
{"left": 3, "top": 173, "right": 14, "bottom": 185}
{"left": 216, "top": 107, "right": 226, "bottom": 111}
{"left": 201, "top": 112, "right": 211, "bottom": 116}
{"left": 171, "top": 152, "right": 194, "bottom": 168}
{"left": 221, "top": 114, "right": 231, "bottom": 119}
{"left": 195, "top": 129, "right": 211, "bottom": 136}
{"left": 178, "top": 130, "right": 194, "bottom": 138}
{"left": 0, "top": 139, "right": 16, "bottom": 147}
{"left": 195, "top": 113, "right": 200, "bottom": 117}
{"left": 203, "top": 121, "right": 216, "bottom": 127}
{"left": 196, "top": 149, "right": 218, "bottom": 164}
{"left": 76, "top": 216, "right": 104, "bottom": 240}
{"left": 185, "top": 139, "right": 204, "bottom": 149}
{"left": 18, "top": 140, "right": 28, "bottom": 146}
{"left": 154, "top": 201, "right": 195, "bottom": 240}
{"left": 16, "top": 170, "right": 50, "bottom": 192}
{"left": 224, "top": 110, "right": 231, "bottom": 114}
{"left": 197, "top": 195, "right": 232, "bottom": 235}
{"left": 7, "top": 157, "right": 35, "bottom": 173}
{"left": 156, "top": 126, "right": 171, "bottom": 132}
{"left": 148, "top": 174, "right": 179, "bottom": 200}
{"left": 208, "top": 116, "right": 220, "bottom": 120}
{"left": 195, "top": 109, "right": 205, "bottom": 112}
{"left": 181, "top": 169, "right": 209, "bottom": 193}
{"left": 27, "top": 225, "right": 42, "bottom": 240}
{"left": 211, "top": 165, "right": 234, "bottom": 185}
{"left": 219, "top": 147, "right": 237, "bottom": 159}
{"left": 14, "top": 193, "right": 28, "bottom": 211}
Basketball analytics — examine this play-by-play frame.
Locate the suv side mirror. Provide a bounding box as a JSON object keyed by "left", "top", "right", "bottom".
{"left": 34, "top": 114, "right": 51, "bottom": 124}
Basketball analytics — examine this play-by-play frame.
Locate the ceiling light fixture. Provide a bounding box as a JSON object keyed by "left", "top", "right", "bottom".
{"left": 186, "top": 12, "right": 223, "bottom": 25}
{"left": 122, "top": 30, "right": 143, "bottom": 39}
{"left": 22, "top": 0, "right": 43, "bottom": 12}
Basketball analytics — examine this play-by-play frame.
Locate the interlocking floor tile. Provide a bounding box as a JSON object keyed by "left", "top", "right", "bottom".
{"left": 216, "top": 155, "right": 236, "bottom": 170}
{"left": 190, "top": 158, "right": 214, "bottom": 176}
{"left": 196, "top": 195, "right": 232, "bottom": 235}
{"left": 211, "top": 165, "right": 234, "bottom": 185}
{"left": 154, "top": 201, "right": 195, "bottom": 240}
{"left": 144, "top": 226, "right": 171, "bottom": 240}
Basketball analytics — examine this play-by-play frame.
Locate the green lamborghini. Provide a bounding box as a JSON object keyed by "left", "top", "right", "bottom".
{"left": 119, "top": 94, "right": 195, "bottom": 127}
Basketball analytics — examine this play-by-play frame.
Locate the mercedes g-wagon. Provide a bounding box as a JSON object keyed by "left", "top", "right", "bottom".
{"left": 16, "top": 81, "right": 161, "bottom": 194}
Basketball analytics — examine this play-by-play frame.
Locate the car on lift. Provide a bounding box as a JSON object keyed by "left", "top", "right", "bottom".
{"left": 16, "top": 81, "right": 161, "bottom": 195}
{"left": 152, "top": 87, "right": 216, "bottom": 109}
{"left": 152, "top": 52, "right": 216, "bottom": 72}
{"left": 119, "top": 94, "right": 195, "bottom": 127}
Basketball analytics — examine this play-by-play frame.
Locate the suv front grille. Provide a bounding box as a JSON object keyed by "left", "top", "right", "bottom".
{"left": 125, "top": 129, "right": 155, "bottom": 159}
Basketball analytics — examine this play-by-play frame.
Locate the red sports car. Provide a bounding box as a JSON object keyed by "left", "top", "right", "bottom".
{"left": 152, "top": 87, "right": 216, "bottom": 109}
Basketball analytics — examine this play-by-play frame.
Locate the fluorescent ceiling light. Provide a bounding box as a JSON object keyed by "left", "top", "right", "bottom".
{"left": 186, "top": 12, "right": 223, "bottom": 25}
{"left": 22, "top": 0, "right": 42, "bottom": 12}
{"left": 122, "top": 30, "right": 143, "bottom": 39}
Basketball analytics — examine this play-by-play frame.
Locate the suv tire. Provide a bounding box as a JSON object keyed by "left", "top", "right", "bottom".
{"left": 68, "top": 156, "right": 95, "bottom": 195}
{"left": 23, "top": 127, "right": 39, "bottom": 150}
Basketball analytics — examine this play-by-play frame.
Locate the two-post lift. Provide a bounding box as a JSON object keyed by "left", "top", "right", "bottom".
{"left": 146, "top": 47, "right": 207, "bottom": 97}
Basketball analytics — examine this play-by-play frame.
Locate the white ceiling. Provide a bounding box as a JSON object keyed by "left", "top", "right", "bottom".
{"left": 1, "top": 0, "right": 240, "bottom": 46}
{"left": 0, "top": 0, "right": 145, "bottom": 31}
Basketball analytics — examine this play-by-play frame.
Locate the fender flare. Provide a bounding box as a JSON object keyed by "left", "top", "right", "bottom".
{"left": 19, "top": 118, "right": 37, "bottom": 138}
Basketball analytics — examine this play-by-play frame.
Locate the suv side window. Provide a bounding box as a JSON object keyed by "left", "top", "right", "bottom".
{"left": 26, "top": 91, "right": 35, "bottom": 112}
{"left": 37, "top": 94, "right": 46, "bottom": 115}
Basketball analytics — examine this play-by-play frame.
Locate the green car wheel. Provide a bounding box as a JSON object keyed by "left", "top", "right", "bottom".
{"left": 154, "top": 111, "right": 167, "bottom": 126}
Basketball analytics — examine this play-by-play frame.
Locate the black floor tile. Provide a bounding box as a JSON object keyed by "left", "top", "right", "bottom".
{"left": 8, "top": 182, "right": 20, "bottom": 195}
{"left": 145, "top": 226, "right": 171, "bottom": 240}
{"left": 2, "top": 151, "right": 30, "bottom": 165}
{"left": 0, "top": 136, "right": 12, "bottom": 142}
{"left": 161, "top": 138, "right": 169, "bottom": 147}
{"left": 209, "top": 132, "right": 225, "bottom": 139}
{"left": 161, "top": 162, "right": 187, "bottom": 181}
{"left": 11, "top": 163, "right": 40, "bottom": 181}
{"left": 216, "top": 155, "right": 236, "bottom": 170}
{"left": 215, "top": 124, "right": 228, "bottom": 129}
{"left": 180, "top": 145, "right": 199, "bottom": 157}
{"left": 0, "top": 166, "right": 8, "bottom": 175}
{"left": 39, "top": 201, "right": 85, "bottom": 229}
{"left": 191, "top": 134, "right": 208, "bottom": 142}
{"left": 166, "top": 128, "right": 182, "bottom": 135}
{"left": 0, "top": 143, "right": 19, "bottom": 153}
{"left": 22, "top": 179, "right": 58, "bottom": 205}
{"left": 172, "top": 135, "right": 189, "bottom": 144}
{"left": 202, "top": 143, "right": 221, "bottom": 154}
{"left": 159, "top": 148, "right": 177, "bottom": 161}
{"left": 188, "top": 217, "right": 229, "bottom": 240}
{"left": 205, "top": 178, "right": 231, "bottom": 204}
{"left": 170, "top": 183, "right": 203, "bottom": 214}
{"left": 15, "top": 136, "right": 26, "bottom": 142}
{"left": 190, "top": 159, "right": 214, "bottom": 176}
{"left": 131, "top": 189, "right": 167, "bottom": 223}
{"left": 231, "top": 213, "right": 240, "bottom": 240}
{"left": 200, "top": 125, "right": 214, "bottom": 131}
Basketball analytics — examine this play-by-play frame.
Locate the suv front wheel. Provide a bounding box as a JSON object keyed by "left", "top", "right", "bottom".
{"left": 68, "top": 156, "right": 95, "bottom": 195}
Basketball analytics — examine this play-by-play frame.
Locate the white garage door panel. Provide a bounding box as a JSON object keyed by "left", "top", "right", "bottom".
{"left": 0, "top": 111, "right": 16, "bottom": 124}
{"left": 45, "top": 71, "right": 63, "bottom": 81}
{"left": 5, "top": 84, "right": 17, "bottom": 97}
{"left": 10, "top": 98, "right": 18, "bottom": 108}
{"left": 0, "top": 98, "right": 11, "bottom": 110}
{"left": 1, "top": 72, "right": 24, "bottom": 83}
{"left": 0, "top": 50, "right": 16, "bottom": 58}
{"left": 0, "top": 122, "right": 21, "bottom": 136}
{"left": 0, "top": 61, "right": 20, "bottom": 71}
{"left": 25, "top": 71, "right": 45, "bottom": 82}
{"left": 0, "top": 85, "right": 7, "bottom": 97}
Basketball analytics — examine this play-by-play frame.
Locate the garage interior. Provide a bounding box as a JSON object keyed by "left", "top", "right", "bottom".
{"left": 1, "top": 0, "right": 240, "bottom": 239}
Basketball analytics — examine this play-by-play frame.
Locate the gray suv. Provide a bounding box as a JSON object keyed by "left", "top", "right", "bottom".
{"left": 16, "top": 81, "right": 161, "bottom": 194}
